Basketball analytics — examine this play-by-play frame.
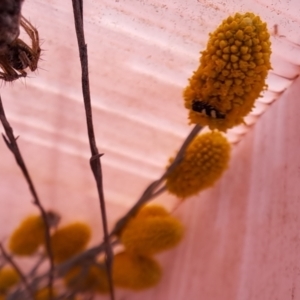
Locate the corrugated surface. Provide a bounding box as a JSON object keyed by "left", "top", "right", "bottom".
{"left": 0, "top": 1, "right": 300, "bottom": 299}
{"left": 124, "top": 70, "right": 300, "bottom": 300}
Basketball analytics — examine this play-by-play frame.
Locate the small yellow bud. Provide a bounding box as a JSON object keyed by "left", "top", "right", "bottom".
{"left": 0, "top": 267, "right": 19, "bottom": 293}
{"left": 9, "top": 215, "right": 45, "bottom": 256}
{"left": 120, "top": 210, "right": 184, "bottom": 255}
{"left": 50, "top": 222, "right": 91, "bottom": 263}
{"left": 113, "top": 252, "right": 162, "bottom": 290}
{"left": 166, "top": 131, "right": 230, "bottom": 198}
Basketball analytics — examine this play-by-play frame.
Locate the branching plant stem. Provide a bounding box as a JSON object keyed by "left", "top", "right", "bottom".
{"left": 0, "top": 95, "right": 54, "bottom": 299}
{"left": 71, "top": 1, "right": 115, "bottom": 299}
{"left": 0, "top": 2, "right": 204, "bottom": 299}
{"left": 111, "top": 124, "right": 202, "bottom": 235}
{"left": 56, "top": 124, "right": 202, "bottom": 275}
{"left": 0, "top": 243, "right": 34, "bottom": 299}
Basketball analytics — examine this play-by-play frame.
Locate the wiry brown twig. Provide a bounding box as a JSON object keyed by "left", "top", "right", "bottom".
{"left": 54, "top": 124, "right": 202, "bottom": 275}
{"left": 28, "top": 254, "right": 46, "bottom": 278}
{"left": 111, "top": 124, "right": 202, "bottom": 235}
{"left": 71, "top": 1, "right": 114, "bottom": 299}
{"left": 56, "top": 240, "right": 119, "bottom": 277}
{"left": 34, "top": 123, "right": 203, "bottom": 290}
{"left": 0, "top": 95, "right": 55, "bottom": 299}
{"left": 0, "top": 243, "right": 34, "bottom": 299}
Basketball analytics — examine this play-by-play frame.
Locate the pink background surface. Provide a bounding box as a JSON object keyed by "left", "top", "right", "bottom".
{"left": 0, "top": 1, "right": 300, "bottom": 299}
{"left": 128, "top": 77, "right": 300, "bottom": 300}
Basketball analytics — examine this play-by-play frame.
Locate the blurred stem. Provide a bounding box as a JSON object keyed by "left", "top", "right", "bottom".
{"left": 0, "top": 243, "right": 34, "bottom": 299}
{"left": 111, "top": 124, "right": 202, "bottom": 235}
{"left": 56, "top": 240, "right": 119, "bottom": 277}
{"left": 0, "top": 95, "right": 54, "bottom": 299}
{"left": 28, "top": 254, "right": 46, "bottom": 278}
{"left": 71, "top": 1, "right": 114, "bottom": 299}
{"left": 55, "top": 124, "right": 202, "bottom": 274}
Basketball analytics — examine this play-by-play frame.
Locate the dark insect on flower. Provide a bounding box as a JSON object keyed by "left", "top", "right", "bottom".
{"left": 0, "top": 0, "right": 41, "bottom": 81}
{"left": 192, "top": 100, "right": 225, "bottom": 119}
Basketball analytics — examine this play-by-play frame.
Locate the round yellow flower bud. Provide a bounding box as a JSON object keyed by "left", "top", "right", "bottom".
{"left": 113, "top": 252, "right": 161, "bottom": 290}
{"left": 120, "top": 211, "right": 184, "bottom": 255}
{"left": 166, "top": 131, "right": 230, "bottom": 198}
{"left": 184, "top": 12, "right": 272, "bottom": 131}
{"left": 50, "top": 222, "right": 91, "bottom": 263}
{"left": 0, "top": 267, "right": 19, "bottom": 293}
{"left": 64, "top": 264, "right": 109, "bottom": 294}
{"left": 9, "top": 215, "right": 46, "bottom": 256}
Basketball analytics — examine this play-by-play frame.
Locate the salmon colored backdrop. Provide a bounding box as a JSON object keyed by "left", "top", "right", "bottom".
{"left": 118, "top": 76, "right": 300, "bottom": 300}
{"left": 0, "top": 1, "right": 300, "bottom": 299}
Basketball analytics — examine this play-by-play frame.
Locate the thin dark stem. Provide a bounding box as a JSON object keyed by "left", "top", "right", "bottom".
{"left": 111, "top": 124, "right": 202, "bottom": 235}
{"left": 37, "top": 123, "right": 202, "bottom": 283}
{"left": 56, "top": 240, "right": 119, "bottom": 277}
{"left": 0, "top": 244, "right": 34, "bottom": 299}
{"left": 0, "top": 95, "right": 54, "bottom": 299}
{"left": 55, "top": 125, "right": 202, "bottom": 272}
{"left": 28, "top": 254, "right": 46, "bottom": 278}
{"left": 71, "top": 1, "right": 114, "bottom": 299}
{"left": 150, "top": 185, "right": 167, "bottom": 199}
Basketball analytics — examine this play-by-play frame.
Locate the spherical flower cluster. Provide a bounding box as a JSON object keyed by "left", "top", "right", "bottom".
{"left": 166, "top": 131, "right": 230, "bottom": 198}
{"left": 9, "top": 215, "right": 46, "bottom": 256}
{"left": 120, "top": 205, "right": 184, "bottom": 255}
{"left": 64, "top": 264, "right": 109, "bottom": 294}
{"left": 113, "top": 252, "right": 162, "bottom": 290}
{"left": 184, "top": 12, "right": 272, "bottom": 131}
{"left": 0, "top": 267, "right": 19, "bottom": 293}
{"left": 49, "top": 222, "right": 91, "bottom": 263}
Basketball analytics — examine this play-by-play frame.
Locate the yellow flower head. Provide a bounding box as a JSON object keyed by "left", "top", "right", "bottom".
{"left": 0, "top": 267, "right": 19, "bottom": 293}
{"left": 120, "top": 206, "right": 184, "bottom": 255}
{"left": 113, "top": 252, "right": 162, "bottom": 290}
{"left": 9, "top": 215, "right": 46, "bottom": 256}
{"left": 49, "top": 222, "right": 91, "bottom": 263}
{"left": 166, "top": 131, "right": 230, "bottom": 198}
{"left": 64, "top": 264, "right": 109, "bottom": 294}
{"left": 184, "top": 12, "right": 272, "bottom": 131}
